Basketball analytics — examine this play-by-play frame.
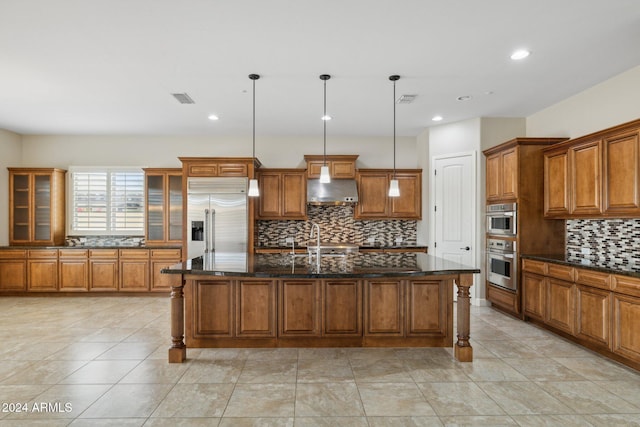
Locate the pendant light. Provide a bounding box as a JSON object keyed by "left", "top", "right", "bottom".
{"left": 388, "top": 75, "right": 400, "bottom": 197}
{"left": 319, "top": 74, "right": 331, "bottom": 183}
{"left": 248, "top": 73, "right": 260, "bottom": 197}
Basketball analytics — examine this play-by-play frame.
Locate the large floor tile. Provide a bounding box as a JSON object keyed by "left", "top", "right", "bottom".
{"left": 417, "top": 382, "right": 504, "bottom": 416}
{"left": 476, "top": 381, "right": 573, "bottom": 415}
{"left": 237, "top": 359, "right": 297, "bottom": 383}
{"left": 178, "top": 359, "right": 245, "bottom": 384}
{"left": 358, "top": 382, "right": 436, "bottom": 416}
{"left": 79, "top": 383, "right": 173, "bottom": 418}
{"left": 295, "top": 382, "right": 365, "bottom": 416}
{"left": 223, "top": 383, "right": 296, "bottom": 417}
{"left": 537, "top": 380, "right": 640, "bottom": 414}
{"left": 297, "top": 358, "right": 354, "bottom": 383}
{"left": 151, "top": 383, "right": 234, "bottom": 418}
{"left": 60, "top": 360, "right": 140, "bottom": 384}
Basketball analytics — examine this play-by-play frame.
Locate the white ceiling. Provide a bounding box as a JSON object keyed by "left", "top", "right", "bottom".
{"left": 1, "top": 0, "right": 640, "bottom": 138}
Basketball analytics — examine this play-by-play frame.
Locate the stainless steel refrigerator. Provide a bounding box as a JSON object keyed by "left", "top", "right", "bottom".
{"left": 186, "top": 177, "right": 248, "bottom": 259}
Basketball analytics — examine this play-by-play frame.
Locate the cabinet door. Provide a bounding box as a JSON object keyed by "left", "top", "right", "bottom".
{"left": 613, "top": 293, "right": 640, "bottom": 363}
{"left": 485, "top": 153, "right": 501, "bottom": 201}
{"left": 119, "top": 249, "right": 149, "bottom": 291}
{"left": 0, "top": 251, "right": 27, "bottom": 291}
{"left": 544, "top": 149, "right": 570, "bottom": 217}
{"left": 257, "top": 172, "right": 282, "bottom": 218}
{"left": 236, "top": 280, "right": 276, "bottom": 337}
{"left": 364, "top": 279, "right": 403, "bottom": 336}
{"left": 355, "top": 172, "right": 389, "bottom": 218}
{"left": 281, "top": 172, "right": 307, "bottom": 218}
{"left": 406, "top": 280, "right": 447, "bottom": 336}
{"left": 89, "top": 260, "right": 118, "bottom": 291}
{"left": 390, "top": 172, "right": 421, "bottom": 219}
{"left": 570, "top": 140, "right": 602, "bottom": 215}
{"left": 167, "top": 173, "right": 183, "bottom": 242}
{"left": 150, "top": 249, "right": 182, "bottom": 291}
{"left": 145, "top": 174, "right": 165, "bottom": 243}
{"left": 323, "top": 280, "right": 362, "bottom": 336}
{"left": 522, "top": 272, "right": 546, "bottom": 321}
{"left": 28, "top": 260, "right": 58, "bottom": 291}
{"left": 576, "top": 285, "right": 611, "bottom": 349}
{"left": 59, "top": 250, "right": 89, "bottom": 292}
{"left": 603, "top": 130, "right": 640, "bottom": 215}
{"left": 331, "top": 160, "right": 356, "bottom": 179}
{"left": 546, "top": 278, "right": 575, "bottom": 334}
{"left": 194, "top": 280, "right": 234, "bottom": 337}
{"left": 280, "top": 280, "right": 320, "bottom": 336}
{"left": 501, "top": 148, "right": 518, "bottom": 200}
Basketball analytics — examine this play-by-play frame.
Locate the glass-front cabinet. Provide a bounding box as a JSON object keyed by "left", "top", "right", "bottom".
{"left": 8, "top": 168, "right": 66, "bottom": 246}
{"left": 144, "top": 168, "right": 183, "bottom": 245}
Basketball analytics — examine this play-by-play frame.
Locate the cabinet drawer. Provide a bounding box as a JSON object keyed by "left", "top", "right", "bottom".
{"left": 119, "top": 249, "right": 149, "bottom": 259}
{"left": 612, "top": 275, "right": 640, "bottom": 298}
{"left": 0, "top": 250, "right": 27, "bottom": 259}
{"left": 188, "top": 164, "right": 218, "bottom": 176}
{"left": 575, "top": 268, "right": 611, "bottom": 290}
{"left": 89, "top": 249, "right": 118, "bottom": 258}
{"left": 59, "top": 249, "right": 88, "bottom": 258}
{"left": 28, "top": 249, "right": 58, "bottom": 258}
{"left": 547, "top": 263, "right": 574, "bottom": 282}
{"left": 218, "top": 163, "right": 248, "bottom": 176}
{"left": 150, "top": 249, "right": 181, "bottom": 259}
{"left": 522, "top": 259, "right": 546, "bottom": 275}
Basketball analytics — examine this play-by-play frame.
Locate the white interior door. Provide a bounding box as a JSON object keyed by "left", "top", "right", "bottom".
{"left": 432, "top": 153, "right": 475, "bottom": 269}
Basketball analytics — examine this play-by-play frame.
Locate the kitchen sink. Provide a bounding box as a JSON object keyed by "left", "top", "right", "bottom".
{"left": 307, "top": 242, "right": 359, "bottom": 256}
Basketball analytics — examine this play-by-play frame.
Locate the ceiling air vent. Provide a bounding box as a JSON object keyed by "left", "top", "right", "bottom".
{"left": 396, "top": 94, "right": 417, "bottom": 104}
{"left": 171, "top": 93, "right": 195, "bottom": 104}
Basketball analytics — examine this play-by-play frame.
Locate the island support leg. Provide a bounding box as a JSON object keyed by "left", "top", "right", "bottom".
{"left": 454, "top": 274, "right": 473, "bottom": 362}
{"left": 168, "top": 280, "right": 186, "bottom": 363}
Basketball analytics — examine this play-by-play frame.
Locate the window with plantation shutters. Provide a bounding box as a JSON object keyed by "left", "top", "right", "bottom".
{"left": 68, "top": 167, "right": 144, "bottom": 235}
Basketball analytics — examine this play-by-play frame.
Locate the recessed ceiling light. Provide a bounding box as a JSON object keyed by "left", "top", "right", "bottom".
{"left": 207, "top": 114, "right": 219, "bottom": 121}
{"left": 321, "top": 115, "right": 332, "bottom": 121}
{"left": 510, "top": 49, "right": 530, "bottom": 60}
{"left": 432, "top": 115, "right": 443, "bottom": 122}
{"left": 457, "top": 95, "right": 472, "bottom": 101}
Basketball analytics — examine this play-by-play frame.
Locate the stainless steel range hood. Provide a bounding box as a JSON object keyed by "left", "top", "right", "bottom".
{"left": 307, "top": 179, "right": 359, "bottom": 205}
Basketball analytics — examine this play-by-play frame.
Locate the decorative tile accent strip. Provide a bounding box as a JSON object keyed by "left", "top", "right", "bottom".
{"left": 66, "top": 236, "right": 145, "bottom": 247}
{"left": 257, "top": 205, "right": 417, "bottom": 247}
{"left": 566, "top": 219, "right": 640, "bottom": 271}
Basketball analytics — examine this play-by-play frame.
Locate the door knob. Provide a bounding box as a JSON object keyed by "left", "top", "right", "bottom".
{"left": 460, "top": 246, "right": 470, "bottom": 251}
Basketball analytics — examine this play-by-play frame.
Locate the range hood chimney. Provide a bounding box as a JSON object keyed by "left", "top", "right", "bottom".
{"left": 307, "top": 178, "right": 359, "bottom": 205}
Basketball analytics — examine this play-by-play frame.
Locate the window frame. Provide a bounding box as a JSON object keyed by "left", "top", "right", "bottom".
{"left": 67, "top": 166, "right": 145, "bottom": 236}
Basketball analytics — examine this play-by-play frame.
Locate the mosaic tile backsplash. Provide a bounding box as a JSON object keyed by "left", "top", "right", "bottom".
{"left": 566, "top": 219, "right": 640, "bottom": 270}
{"left": 256, "top": 205, "right": 417, "bottom": 247}
{"left": 66, "top": 236, "right": 145, "bottom": 247}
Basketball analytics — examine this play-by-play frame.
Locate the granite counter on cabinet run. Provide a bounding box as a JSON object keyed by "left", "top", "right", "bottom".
{"left": 162, "top": 252, "right": 480, "bottom": 364}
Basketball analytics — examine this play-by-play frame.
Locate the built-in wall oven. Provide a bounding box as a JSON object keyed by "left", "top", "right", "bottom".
{"left": 486, "top": 238, "right": 517, "bottom": 291}
{"left": 487, "top": 202, "right": 517, "bottom": 236}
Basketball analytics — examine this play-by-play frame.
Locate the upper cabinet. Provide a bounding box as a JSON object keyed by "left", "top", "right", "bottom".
{"left": 486, "top": 147, "right": 518, "bottom": 202}
{"left": 179, "top": 157, "right": 261, "bottom": 178}
{"left": 144, "top": 168, "right": 183, "bottom": 245}
{"left": 304, "top": 155, "right": 358, "bottom": 179}
{"left": 256, "top": 169, "right": 307, "bottom": 220}
{"left": 544, "top": 119, "right": 640, "bottom": 219}
{"left": 8, "top": 168, "right": 66, "bottom": 246}
{"left": 355, "top": 170, "right": 422, "bottom": 220}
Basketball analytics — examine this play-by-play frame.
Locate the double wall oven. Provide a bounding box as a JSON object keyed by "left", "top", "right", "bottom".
{"left": 486, "top": 203, "right": 518, "bottom": 291}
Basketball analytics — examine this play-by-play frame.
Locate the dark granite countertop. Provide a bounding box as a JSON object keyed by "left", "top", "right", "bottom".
{"left": 521, "top": 254, "right": 640, "bottom": 279}
{"left": 256, "top": 243, "right": 428, "bottom": 251}
{"left": 162, "top": 252, "right": 478, "bottom": 279}
{"left": 0, "top": 245, "right": 182, "bottom": 250}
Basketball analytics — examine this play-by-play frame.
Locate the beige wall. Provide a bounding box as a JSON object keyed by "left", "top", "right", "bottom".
{"left": 0, "top": 129, "right": 23, "bottom": 245}
{"left": 19, "top": 135, "right": 417, "bottom": 170}
{"left": 527, "top": 65, "right": 640, "bottom": 138}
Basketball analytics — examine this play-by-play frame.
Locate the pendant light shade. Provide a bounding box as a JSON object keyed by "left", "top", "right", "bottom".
{"left": 319, "top": 74, "right": 331, "bottom": 184}
{"left": 388, "top": 75, "right": 400, "bottom": 197}
{"left": 248, "top": 73, "right": 260, "bottom": 197}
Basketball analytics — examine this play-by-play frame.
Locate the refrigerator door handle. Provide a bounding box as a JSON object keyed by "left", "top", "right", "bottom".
{"left": 204, "top": 209, "right": 210, "bottom": 253}
{"left": 211, "top": 209, "right": 216, "bottom": 251}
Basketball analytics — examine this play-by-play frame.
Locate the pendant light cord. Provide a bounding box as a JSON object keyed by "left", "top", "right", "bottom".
{"left": 323, "top": 78, "right": 327, "bottom": 166}
{"left": 252, "top": 77, "right": 256, "bottom": 158}
{"left": 393, "top": 77, "right": 396, "bottom": 179}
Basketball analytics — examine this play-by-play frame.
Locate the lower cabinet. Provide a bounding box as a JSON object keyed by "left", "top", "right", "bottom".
{"left": 89, "top": 249, "right": 119, "bottom": 291}
{"left": 522, "top": 272, "right": 545, "bottom": 321}
{"left": 280, "top": 280, "right": 321, "bottom": 337}
{"left": 323, "top": 280, "right": 362, "bottom": 336}
{"left": 364, "top": 279, "right": 403, "bottom": 336}
{"left": 0, "top": 250, "right": 27, "bottom": 291}
{"left": 150, "top": 249, "right": 182, "bottom": 292}
{"left": 546, "top": 278, "right": 575, "bottom": 335}
{"left": 119, "top": 249, "right": 150, "bottom": 291}
{"left": 613, "top": 293, "right": 640, "bottom": 362}
{"left": 27, "top": 249, "right": 58, "bottom": 291}
{"left": 194, "top": 280, "right": 234, "bottom": 337}
{"left": 406, "top": 280, "right": 448, "bottom": 336}
{"left": 236, "top": 280, "right": 276, "bottom": 337}
{"left": 58, "top": 249, "right": 89, "bottom": 292}
{"left": 576, "top": 285, "right": 611, "bottom": 348}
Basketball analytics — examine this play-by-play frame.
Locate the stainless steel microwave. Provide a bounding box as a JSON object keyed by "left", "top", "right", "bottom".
{"left": 486, "top": 203, "right": 517, "bottom": 236}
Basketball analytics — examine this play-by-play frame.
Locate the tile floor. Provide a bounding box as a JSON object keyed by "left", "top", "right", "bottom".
{"left": 1, "top": 297, "right": 640, "bottom": 426}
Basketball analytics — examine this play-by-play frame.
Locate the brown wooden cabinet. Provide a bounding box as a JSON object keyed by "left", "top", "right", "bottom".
{"left": 522, "top": 270, "right": 546, "bottom": 321}
{"left": 279, "top": 280, "right": 321, "bottom": 337}
{"left": 613, "top": 292, "right": 640, "bottom": 363}
{"left": 546, "top": 277, "right": 575, "bottom": 335}
{"left": 89, "top": 249, "right": 119, "bottom": 291}
{"left": 59, "top": 249, "right": 88, "bottom": 292}
{"left": 323, "top": 280, "right": 362, "bottom": 336}
{"left": 355, "top": 170, "right": 421, "bottom": 219}
{"left": 144, "top": 168, "right": 183, "bottom": 245}
{"left": 150, "top": 248, "right": 182, "bottom": 292}
{"left": 406, "top": 280, "right": 448, "bottom": 337}
{"left": 364, "top": 279, "right": 404, "bottom": 336}
{"left": 27, "top": 249, "right": 58, "bottom": 291}
{"left": 119, "top": 249, "right": 149, "bottom": 291}
{"left": 576, "top": 285, "right": 611, "bottom": 349}
{"left": 304, "top": 155, "right": 358, "bottom": 179}
{"left": 8, "top": 168, "right": 66, "bottom": 246}
{"left": 180, "top": 157, "right": 261, "bottom": 178}
{"left": 544, "top": 118, "right": 640, "bottom": 218}
{"left": 256, "top": 169, "right": 307, "bottom": 220}
{"left": 193, "top": 280, "right": 234, "bottom": 338}
{"left": 236, "top": 279, "right": 276, "bottom": 337}
{"left": 0, "top": 249, "right": 27, "bottom": 291}
{"left": 486, "top": 147, "right": 517, "bottom": 202}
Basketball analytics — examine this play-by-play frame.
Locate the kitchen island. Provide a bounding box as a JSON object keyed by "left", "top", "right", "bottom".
{"left": 162, "top": 252, "right": 480, "bottom": 363}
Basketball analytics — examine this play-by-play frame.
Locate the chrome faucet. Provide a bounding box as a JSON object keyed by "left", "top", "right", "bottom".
{"left": 310, "top": 222, "right": 321, "bottom": 248}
